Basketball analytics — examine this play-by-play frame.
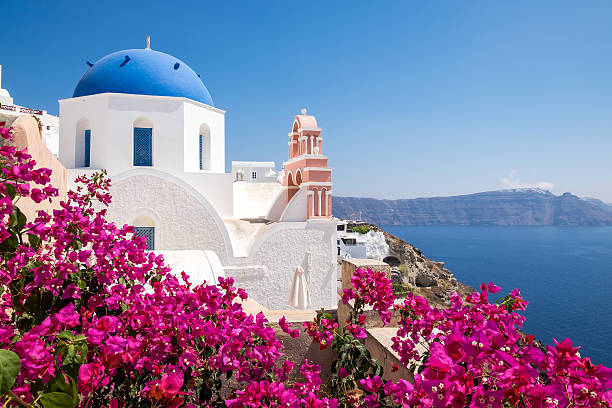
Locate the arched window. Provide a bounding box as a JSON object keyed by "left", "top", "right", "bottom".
{"left": 322, "top": 188, "right": 328, "bottom": 216}
{"left": 84, "top": 129, "right": 91, "bottom": 167}
{"left": 199, "top": 123, "right": 211, "bottom": 171}
{"left": 133, "top": 213, "right": 156, "bottom": 250}
{"left": 312, "top": 188, "right": 319, "bottom": 216}
{"left": 133, "top": 117, "right": 153, "bottom": 167}
{"left": 75, "top": 118, "right": 90, "bottom": 168}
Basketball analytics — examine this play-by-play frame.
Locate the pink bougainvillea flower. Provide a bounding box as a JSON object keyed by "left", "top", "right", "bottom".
{"left": 279, "top": 316, "right": 300, "bottom": 338}
{"left": 55, "top": 303, "right": 80, "bottom": 327}
{"left": 552, "top": 337, "right": 580, "bottom": 358}
{"left": 346, "top": 324, "right": 367, "bottom": 339}
{"left": 78, "top": 363, "right": 107, "bottom": 395}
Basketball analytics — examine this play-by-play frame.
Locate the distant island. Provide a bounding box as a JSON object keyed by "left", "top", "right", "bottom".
{"left": 334, "top": 189, "right": 612, "bottom": 226}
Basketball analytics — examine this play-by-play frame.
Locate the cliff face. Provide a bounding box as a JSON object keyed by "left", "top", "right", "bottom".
{"left": 334, "top": 189, "right": 612, "bottom": 226}
{"left": 372, "top": 225, "right": 474, "bottom": 307}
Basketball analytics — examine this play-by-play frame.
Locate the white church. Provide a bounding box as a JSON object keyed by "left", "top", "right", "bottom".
{"left": 3, "top": 41, "right": 338, "bottom": 310}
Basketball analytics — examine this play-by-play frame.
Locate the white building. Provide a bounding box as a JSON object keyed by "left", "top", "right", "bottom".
{"left": 56, "top": 43, "right": 338, "bottom": 310}
{"left": 231, "top": 161, "right": 277, "bottom": 183}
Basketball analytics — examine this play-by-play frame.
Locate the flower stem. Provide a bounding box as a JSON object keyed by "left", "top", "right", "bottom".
{"left": 7, "top": 391, "right": 32, "bottom": 408}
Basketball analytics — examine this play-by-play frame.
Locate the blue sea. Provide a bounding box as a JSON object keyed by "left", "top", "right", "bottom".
{"left": 382, "top": 226, "right": 612, "bottom": 367}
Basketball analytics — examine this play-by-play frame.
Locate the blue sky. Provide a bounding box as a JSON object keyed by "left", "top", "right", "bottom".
{"left": 3, "top": 1, "right": 612, "bottom": 201}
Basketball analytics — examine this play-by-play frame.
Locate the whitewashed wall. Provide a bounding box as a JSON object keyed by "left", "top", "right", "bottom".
{"left": 59, "top": 93, "right": 225, "bottom": 174}
{"left": 280, "top": 187, "right": 308, "bottom": 222}
{"left": 225, "top": 220, "right": 338, "bottom": 310}
{"left": 105, "top": 171, "right": 234, "bottom": 261}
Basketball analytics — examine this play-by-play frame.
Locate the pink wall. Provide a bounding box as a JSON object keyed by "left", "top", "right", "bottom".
{"left": 9, "top": 116, "right": 67, "bottom": 220}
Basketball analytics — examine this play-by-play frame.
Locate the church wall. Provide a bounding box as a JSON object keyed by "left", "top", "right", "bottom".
{"left": 106, "top": 171, "right": 234, "bottom": 262}
{"left": 224, "top": 219, "right": 338, "bottom": 310}
{"left": 265, "top": 185, "right": 289, "bottom": 221}
{"left": 105, "top": 94, "right": 185, "bottom": 176}
{"left": 233, "top": 182, "right": 284, "bottom": 219}
{"left": 59, "top": 93, "right": 225, "bottom": 177}
{"left": 280, "top": 187, "right": 308, "bottom": 221}
{"left": 7, "top": 116, "right": 67, "bottom": 220}
{"left": 183, "top": 102, "right": 225, "bottom": 173}
{"left": 59, "top": 94, "right": 109, "bottom": 169}
{"left": 180, "top": 172, "right": 234, "bottom": 218}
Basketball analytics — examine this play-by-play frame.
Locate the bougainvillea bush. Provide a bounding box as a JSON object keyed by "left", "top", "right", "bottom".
{"left": 363, "top": 278, "right": 612, "bottom": 407}
{"left": 0, "top": 125, "right": 336, "bottom": 407}
{"left": 0, "top": 121, "right": 611, "bottom": 407}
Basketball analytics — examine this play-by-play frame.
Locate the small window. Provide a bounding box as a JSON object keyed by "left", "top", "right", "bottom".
{"left": 134, "top": 227, "right": 155, "bottom": 250}
{"left": 134, "top": 127, "right": 152, "bottom": 166}
{"left": 84, "top": 129, "right": 91, "bottom": 167}
{"left": 199, "top": 134, "right": 204, "bottom": 170}
{"left": 251, "top": 171, "right": 257, "bottom": 179}
{"left": 337, "top": 224, "right": 345, "bottom": 231}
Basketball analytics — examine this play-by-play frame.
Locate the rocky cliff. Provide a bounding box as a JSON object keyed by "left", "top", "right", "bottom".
{"left": 334, "top": 189, "right": 612, "bottom": 226}
{"left": 355, "top": 224, "right": 474, "bottom": 307}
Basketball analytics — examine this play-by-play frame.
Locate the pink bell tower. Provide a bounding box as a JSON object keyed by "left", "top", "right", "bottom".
{"left": 282, "top": 109, "right": 332, "bottom": 219}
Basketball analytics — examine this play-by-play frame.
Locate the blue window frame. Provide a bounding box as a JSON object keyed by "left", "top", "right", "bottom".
{"left": 134, "top": 127, "right": 152, "bottom": 166}
{"left": 199, "top": 134, "right": 203, "bottom": 170}
{"left": 134, "top": 227, "right": 155, "bottom": 250}
{"left": 84, "top": 129, "right": 91, "bottom": 167}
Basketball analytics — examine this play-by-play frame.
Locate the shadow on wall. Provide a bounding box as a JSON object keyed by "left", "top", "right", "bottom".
{"left": 2, "top": 115, "right": 67, "bottom": 220}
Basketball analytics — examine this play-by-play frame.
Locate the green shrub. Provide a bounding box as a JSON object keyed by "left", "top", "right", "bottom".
{"left": 398, "top": 264, "right": 411, "bottom": 275}
{"left": 351, "top": 225, "right": 371, "bottom": 234}
{"left": 392, "top": 282, "right": 412, "bottom": 298}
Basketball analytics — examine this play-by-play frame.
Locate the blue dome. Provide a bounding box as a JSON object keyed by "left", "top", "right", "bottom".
{"left": 73, "top": 49, "right": 214, "bottom": 106}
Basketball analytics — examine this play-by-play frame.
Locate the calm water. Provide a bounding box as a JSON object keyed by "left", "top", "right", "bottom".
{"left": 382, "top": 226, "right": 612, "bottom": 366}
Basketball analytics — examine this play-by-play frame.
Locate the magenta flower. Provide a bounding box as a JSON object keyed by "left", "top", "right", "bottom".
{"left": 55, "top": 303, "right": 80, "bottom": 327}
{"left": 279, "top": 316, "right": 300, "bottom": 338}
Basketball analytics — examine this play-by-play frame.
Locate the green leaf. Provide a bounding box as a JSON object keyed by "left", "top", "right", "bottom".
{"left": 57, "top": 331, "right": 75, "bottom": 341}
{"left": 0, "top": 349, "right": 21, "bottom": 394}
{"left": 63, "top": 345, "right": 77, "bottom": 366}
{"left": 28, "top": 233, "right": 42, "bottom": 250}
{"left": 8, "top": 211, "right": 17, "bottom": 228}
{"left": 71, "top": 238, "right": 82, "bottom": 251}
{"left": 15, "top": 208, "right": 27, "bottom": 231}
{"left": 39, "top": 392, "right": 76, "bottom": 408}
{"left": 50, "top": 372, "right": 69, "bottom": 393}
{"left": 0, "top": 233, "right": 19, "bottom": 253}
{"left": 77, "top": 279, "right": 86, "bottom": 290}
{"left": 4, "top": 183, "right": 17, "bottom": 200}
